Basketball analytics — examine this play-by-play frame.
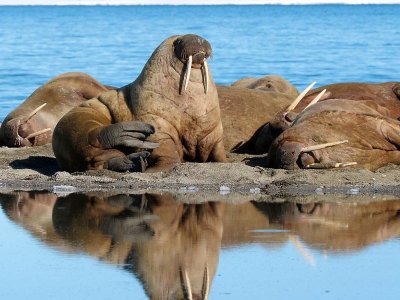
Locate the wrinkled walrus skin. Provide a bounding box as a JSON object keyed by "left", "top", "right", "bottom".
{"left": 249, "top": 81, "right": 400, "bottom": 154}
{"left": 267, "top": 99, "right": 400, "bottom": 171}
{"left": 0, "top": 72, "right": 113, "bottom": 147}
{"left": 53, "top": 34, "right": 226, "bottom": 173}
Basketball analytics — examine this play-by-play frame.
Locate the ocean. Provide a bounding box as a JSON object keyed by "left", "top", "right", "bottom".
{"left": 0, "top": 5, "right": 399, "bottom": 120}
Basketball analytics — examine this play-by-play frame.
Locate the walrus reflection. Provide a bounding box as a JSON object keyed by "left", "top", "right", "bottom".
{"left": 267, "top": 99, "right": 400, "bottom": 170}
{"left": 0, "top": 192, "right": 64, "bottom": 248}
{"left": 0, "top": 72, "right": 114, "bottom": 147}
{"left": 250, "top": 81, "right": 400, "bottom": 154}
{"left": 52, "top": 193, "right": 223, "bottom": 300}
{"left": 53, "top": 34, "right": 225, "bottom": 173}
{"left": 253, "top": 199, "right": 400, "bottom": 252}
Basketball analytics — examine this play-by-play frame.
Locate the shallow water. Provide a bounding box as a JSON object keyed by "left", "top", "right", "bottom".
{"left": 1, "top": 191, "right": 400, "bottom": 299}
{"left": 1, "top": 5, "right": 400, "bottom": 120}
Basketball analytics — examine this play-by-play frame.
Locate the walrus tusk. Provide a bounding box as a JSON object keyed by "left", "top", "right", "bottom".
{"left": 26, "top": 103, "right": 47, "bottom": 121}
{"left": 286, "top": 81, "right": 317, "bottom": 112}
{"left": 202, "top": 266, "right": 209, "bottom": 300}
{"left": 180, "top": 268, "right": 193, "bottom": 300}
{"left": 303, "top": 89, "right": 327, "bottom": 111}
{"left": 305, "top": 161, "right": 357, "bottom": 169}
{"left": 182, "top": 55, "right": 193, "bottom": 94}
{"left": 289, "top": 234, "right": 316, "bottom": 266}
{"left": 300, "top": 140, "right": 348, "bottom": 152}
{"left": 25, "top": 128, "right": 51, "bottom": 140}
{"left": 202, "top": 60, "right": 209, "bottom": 94}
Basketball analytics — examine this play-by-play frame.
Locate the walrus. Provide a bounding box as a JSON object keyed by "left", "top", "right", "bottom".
{"left": 267, "top": 99, "right": 400, "bottom": 171}
{"left": 53, "top": 34, "right": 226, "bottom": 173}
{"left": 246, "top": 81, "right": 400, "bottom": 154}
{"left": 0, "top": 72, "right": 115, "bottom": 147}
{"left": 231, "top": 74, "right": 299, "bottom": 96}
{"left": 217, "top": 85, "right": 297, "bottom": 151}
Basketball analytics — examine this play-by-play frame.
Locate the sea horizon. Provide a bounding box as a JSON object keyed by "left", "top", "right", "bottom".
{"left": 2, "top": 0, "right": 400, "bottom": 6}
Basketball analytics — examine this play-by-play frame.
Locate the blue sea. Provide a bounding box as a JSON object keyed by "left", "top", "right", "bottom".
{"left": 1, "top": 5, "right": 400, "bottom": 120}
{"left": 1, "top": 5, "right": 400, "bottom": 300}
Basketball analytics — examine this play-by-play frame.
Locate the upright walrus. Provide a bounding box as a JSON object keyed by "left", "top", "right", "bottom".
{"left": 0, "top": 72, "right": 114, "bottom": 147}
{"left": 53, "top": 34, "right": 226, "bottom": 173}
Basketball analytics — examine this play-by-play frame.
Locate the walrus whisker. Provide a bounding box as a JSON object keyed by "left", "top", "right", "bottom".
{"left": 286, "top": 81, "right": 317, "bottom": 112}
{"left": 25, "top": 128, "right": 51, "bottom": 140}
{"left": 26, "top": 103, "right": 47, "bottom": 121}
{"left": 202, "top": 60, "right": 209, "bottom": 94}
{"left": 303, "top": 89, "right": 327, "bottom": 111}
{"left": 202, "top": 266, "right": 210, "bottom": 300}
{"left": 305, "top": 161, "right": 357, "bottom": 169}
{"left": 182, "top": 55, "right": 193, "bottom": 94}
{"left": 180, "top": 268, "right": 194, "bottom": 300}
{"left": 300, "top": 140, "right": 348, "bottom": 152}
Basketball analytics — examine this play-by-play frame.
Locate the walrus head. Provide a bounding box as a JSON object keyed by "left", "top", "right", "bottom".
{"left": 173, "top": 34, "right": 212, "bottom": 94}
{"left": 267, "top": 99, "right": 400, "bottom": 171}
{"left": 0, "top": 103, "right": 52, "bottom": 147}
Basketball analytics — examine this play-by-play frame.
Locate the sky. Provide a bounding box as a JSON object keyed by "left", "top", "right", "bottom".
{"left": 2, "top": 0, "right": 400, "bottom": 5}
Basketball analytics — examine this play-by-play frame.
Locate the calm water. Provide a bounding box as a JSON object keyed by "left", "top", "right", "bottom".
{"left": 1, "top": 5, "right": 400, "bottom": 120}
{"left": 1, "top": 192, "right": 400, "bottom": 299}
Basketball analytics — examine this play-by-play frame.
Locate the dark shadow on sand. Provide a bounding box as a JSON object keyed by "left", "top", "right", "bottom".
{"left": 10, "top": 156, "right": 59, "bottom": 176}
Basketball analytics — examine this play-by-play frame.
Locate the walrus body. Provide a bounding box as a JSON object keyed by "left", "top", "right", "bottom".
{"left": 267, "top": 99, "right": 400, "bottom": 171}
{"left": 53, "top": 35, "right": 226, "bottom": 172}
{"left": 0, "top": 72, "right": 111, "bottom": 147}
{"left": 249, "top": 81, "right": 400, "bottom": 154}
{"left": 231, "top": 74, "right": 299, "bottom": 97}
{"left": 217, "top": 85, "right": 295, "bottom": 151}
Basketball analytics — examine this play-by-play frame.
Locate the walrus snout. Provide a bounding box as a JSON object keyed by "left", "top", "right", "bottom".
{"left": 174, "top": 34, "right": 212, "bottom": 95}
{"left": 1, "top": 117, "right": 51, "bottom": 147}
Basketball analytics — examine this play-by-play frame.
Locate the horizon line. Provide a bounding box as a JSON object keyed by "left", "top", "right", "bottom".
{"left": 2, "top": 1, "right": 400, "bottom": 6}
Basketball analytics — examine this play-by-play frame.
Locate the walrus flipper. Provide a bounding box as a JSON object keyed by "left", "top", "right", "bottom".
{"left": 53, "top": 103, "right": 157, "bottom": 172}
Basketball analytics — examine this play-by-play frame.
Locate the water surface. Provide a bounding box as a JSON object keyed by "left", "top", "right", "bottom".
{"left": 1, "top": 5, "right": 400, "bottom": 119}
{"left": 1, "top": 191, "right": 400, "bottom": 299}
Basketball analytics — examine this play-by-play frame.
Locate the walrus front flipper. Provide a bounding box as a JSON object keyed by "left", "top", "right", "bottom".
{"left": 97, "top": 121, "right": 159, "bottom": 150}
{"left": 107, "top": 152, "right": 150, "bottom": 172}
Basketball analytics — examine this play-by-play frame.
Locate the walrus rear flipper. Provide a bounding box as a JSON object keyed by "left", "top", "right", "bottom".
{"left": 233, "top": 122, "right": 275, "bottom": 154}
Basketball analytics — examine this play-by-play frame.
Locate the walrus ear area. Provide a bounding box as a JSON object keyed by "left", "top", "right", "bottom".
{"left": 173, "top": 34, "right": 212, "bottom": 64}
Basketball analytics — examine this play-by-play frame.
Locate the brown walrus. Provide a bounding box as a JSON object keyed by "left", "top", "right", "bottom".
{"left": 0, "top": 72, "right": 114, "bottom": 147}
{"left": 246, "top": 81, "right": 400, "bottom": 154}
{"left": 267, "top": 99, "right": 400, "bottom": 171}
{"left": 218, "top": 85, "right": 296, "bottom": 151}
{"left": 53, "top": 34, "right": 226, "bottom": 172}
{"left": 231, "top": 74, "right": 299, "bottom": 96}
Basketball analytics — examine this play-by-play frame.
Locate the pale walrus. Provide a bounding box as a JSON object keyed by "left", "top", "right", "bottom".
{"left": 0, "top": 72, "right": 114, "bottom": 147}
{"left": 248, "top": 81, "right": 400, "bottom": 154}
{"left": 53, "top": 34, "right": 226, "bottom": 172}
{"left": 267, "top": 99, "right": 400, "bottom": 171}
